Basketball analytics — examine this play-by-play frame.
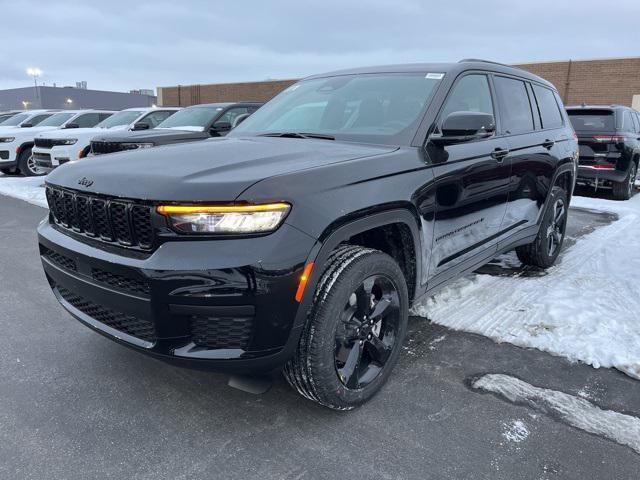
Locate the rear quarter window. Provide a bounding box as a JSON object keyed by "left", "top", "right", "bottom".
{"left": 532, "top": 85, "right": 563, "bottom": 129}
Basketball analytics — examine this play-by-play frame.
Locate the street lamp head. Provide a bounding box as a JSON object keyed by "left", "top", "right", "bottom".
{"left": 26, "top": 67, "right": 42, "bottom": 77}
{"left": 66, "top": 98, "right": 73, "bottom": 104}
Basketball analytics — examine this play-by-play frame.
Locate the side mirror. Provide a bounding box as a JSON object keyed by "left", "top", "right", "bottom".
{"left": 132, "top": 122, "right": 150, "bottom": 131}
{"left": 65, "top": 123, "right": 79, "bottom": 129}
{"left": 21, "top": 123, "right": 33, "bottom": 128}
{"left": 430, "top": 111, "right": 495, "bottom": 145}
{"left": 210, "top": 121, "right": 232, "bottom": 136}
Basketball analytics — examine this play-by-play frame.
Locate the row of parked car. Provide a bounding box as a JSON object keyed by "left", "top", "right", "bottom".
{"left": 0, "top": 102, "right": 262, "bottom": 177}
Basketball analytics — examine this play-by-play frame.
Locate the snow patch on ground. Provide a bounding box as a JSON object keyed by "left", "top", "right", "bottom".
{"left": 474, "top": 374, "right": 640, "bottom": 454}
{"left": 502, "top": 419, "right": 529, "bottom": 443}
{"left": 0, "top": 175, "right": 47, "bottom": 208}
{"left": 412, "top": 193, "right": 640, "bottom": 380}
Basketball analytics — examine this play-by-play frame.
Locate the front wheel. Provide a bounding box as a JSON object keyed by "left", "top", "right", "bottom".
{"left": 284, "top": 245, "right": 408, "bottom": 410}
{"left": 516, "top": 186, "right": 568, "bottom": 268}
{"left": 17, "top": 147, "right": 45, "bottom": 177}
{"left": 612, "top": 162, "right": 637, "bottom": 200}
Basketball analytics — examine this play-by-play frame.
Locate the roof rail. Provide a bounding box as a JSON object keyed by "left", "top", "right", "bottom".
{"left": 458, "top": 58, "right": 511, "bottom": 67}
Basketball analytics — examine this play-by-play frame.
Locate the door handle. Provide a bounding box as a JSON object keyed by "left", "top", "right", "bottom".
{"left": 491, "top": 148, "right": 510, "bottom": 162}
{"left": 542, "top": 139, "right": 555, "bottom": 149}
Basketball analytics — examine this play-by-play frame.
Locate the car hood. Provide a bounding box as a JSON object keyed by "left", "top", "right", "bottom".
{"left": 91, "top": 128, "right": 208, "bottom": 144}
{"left": 46, "top": 136, "right": 397, "bottom": 201}
{"left": 0, "top": 125, "right": 57, "bottom": 137}
{"left": 35, "top": 126, "right": 128, "bottom": 141}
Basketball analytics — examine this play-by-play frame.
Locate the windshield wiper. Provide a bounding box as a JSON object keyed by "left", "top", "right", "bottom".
{"left": 258, "top": 132, "right": 335, "bottom": 140}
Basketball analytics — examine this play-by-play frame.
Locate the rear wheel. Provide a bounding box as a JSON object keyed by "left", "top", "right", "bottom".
{"left": 284, "top": 245, "right": 408, "bottom": 410}
{"left": 516, "top": 186, "right": 568, "bottom": 268}
{"left": 17, "top": 147, "right": 45, "bottom": 177}
{"left": 612, "top": 162, "right": 637, "bottom": 200}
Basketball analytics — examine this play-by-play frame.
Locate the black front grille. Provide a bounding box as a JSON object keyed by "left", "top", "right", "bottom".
{"left": 34, "top": 138, "right": 69, "bottom": 149}
{"left": 191, "top": 315, "right": 253, "bottom": 350}
{"left": 91, "top": 141, "right": 125, "bottom": 155}
{"left": 46, "top": 186, "right": 155, "bottom": 250}
{"left": 91, "top": 267, "right": 151, "bottom": 296}
{"left": 57, "top": 286, "right": 156, "bottom": 343}
{"left": 42, "top": 247, "right": 76, "bottom": 272}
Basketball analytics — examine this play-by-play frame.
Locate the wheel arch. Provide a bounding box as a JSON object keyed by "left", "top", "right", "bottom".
{"left": 297, "top": 207, "right": 423, "bottom": 321}
{"left": 16, "top": 141, "right": 34, "bottom": 157}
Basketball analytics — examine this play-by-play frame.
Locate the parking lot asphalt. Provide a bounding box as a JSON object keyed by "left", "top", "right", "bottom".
{"left": 1, "top": 194, "right": 639, "bottom": 480}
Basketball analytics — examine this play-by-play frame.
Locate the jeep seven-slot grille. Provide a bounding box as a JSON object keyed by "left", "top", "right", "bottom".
{"left": 90, "top": 141, "right": 125, "bottom": 155}
{"left": 46, "top": 186, "right": 154, "bottom": 250}
{"left": 57, "top": 286, "right": 156, "bottom": 342}
{"left": 34, "top": 138, "right": 69, "bottom": 149}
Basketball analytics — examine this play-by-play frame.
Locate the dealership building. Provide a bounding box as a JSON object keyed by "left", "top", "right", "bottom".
{"left": 157, "top": 56, "right": 640, "bottom": 110}
{"left": 0, "top": 85, "right": 157, "bottom": 111}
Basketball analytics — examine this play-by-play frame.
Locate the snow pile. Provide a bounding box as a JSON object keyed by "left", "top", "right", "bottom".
{"left": 474, "top": 374, "right": 640, "bottom": 454}
{"left": 0, "top": 175, "right": 47, "bottom": 208}
{"left": 413, "top": 193, "right": 640, "bottom": 380}
{"left": 502, "top": 419, "right": 530, "bottom": 443}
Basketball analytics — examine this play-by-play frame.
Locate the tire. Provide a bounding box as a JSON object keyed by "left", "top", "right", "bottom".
{"left": 17, "top": 147, "right": 45, "bottom": 177}
{"left": 284, "top": 245, "right": 409, "bottom": 410}
{"left": 516, "top": 186, "right": 568, "bottom": 268}
{"left": 611, "top": 162, "right": 637, "bottom": 201}
{"left": 0, "top": 167, "right": 19, "bottom": 175}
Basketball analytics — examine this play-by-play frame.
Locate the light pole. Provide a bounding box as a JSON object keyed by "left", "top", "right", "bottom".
{"left": 26, "top": 68, "right": 42, "bottom": 107}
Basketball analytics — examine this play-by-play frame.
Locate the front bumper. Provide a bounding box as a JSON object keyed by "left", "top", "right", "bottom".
{"left": 38, "top": 218, "right": 317, "bottom": 374}
{"left": 0, "top": 144, "right": 18, "bottom": 168}
{"left": 33, "top": 145, "right": 79, "bottom": 173}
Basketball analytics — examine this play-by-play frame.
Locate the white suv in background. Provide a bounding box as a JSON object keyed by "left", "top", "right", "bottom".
{"left": 32, "top": 107, "right": 180, "bottom": 174}
{"left": 0, "top": 110, "right": 114, "bottom": 176}
{"left": 0, "top": 110, "right": 56, "bottom": 130}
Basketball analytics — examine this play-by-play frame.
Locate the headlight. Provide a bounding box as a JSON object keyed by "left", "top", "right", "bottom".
{"left": 0, "top": 137, "right": 15, "bottom": 143}
{"left": 121, "top": 142, "right": 154, "bottom": 150}
{"left": 157, "top": 203, "right": 291, "bottom": 234}
{"left": 59, "top": 139, "right": 77, "bottom": 145}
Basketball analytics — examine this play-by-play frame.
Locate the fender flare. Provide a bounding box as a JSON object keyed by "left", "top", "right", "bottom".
{"left": 16, "top": 141, "right": 34, "bottom": 157}
{"left": 292, "top": 208, "right": 423, "bottom": 330}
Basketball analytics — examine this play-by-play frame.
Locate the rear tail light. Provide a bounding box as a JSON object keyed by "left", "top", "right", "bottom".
{"left": 593, "top": 135, "right": 627, "bottom": 143}
{"left": 590, "top": 164, "right": 616, "bottom": 170}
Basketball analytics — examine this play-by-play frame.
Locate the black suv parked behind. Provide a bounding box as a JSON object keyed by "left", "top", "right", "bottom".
{"left": 89, "top": 102, "right": 262, "bottom": 155}
{"left": 38, "top": 60, "right": 577, "bottom": 410}
{"left": 567, "top": 104, "right": 640, "bottom": 200}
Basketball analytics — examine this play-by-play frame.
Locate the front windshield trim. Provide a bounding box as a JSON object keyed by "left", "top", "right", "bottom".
{"left": 95, "top": 110, "right": 144, "bottom": 129}
{"left": 229, "top": 72, "right": 443, "bottom": 146}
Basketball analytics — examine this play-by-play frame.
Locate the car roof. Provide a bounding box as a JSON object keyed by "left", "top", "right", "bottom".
{"left": 304, "top": 59, "right": 556, "bottom": 90}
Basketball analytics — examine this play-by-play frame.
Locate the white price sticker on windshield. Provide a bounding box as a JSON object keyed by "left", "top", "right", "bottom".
{"left": 425, "top": 73, "right": 445, "bottom": 79}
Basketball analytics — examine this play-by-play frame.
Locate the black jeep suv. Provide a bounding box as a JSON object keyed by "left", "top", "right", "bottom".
{"left": 89, "top": 102, "right": 262, "bottom": 155}
{"left": 567, "top": 105, "right": 640, "bottom": 200}
{"left": 38, "top": 60, "right": 577, "bottom": 410}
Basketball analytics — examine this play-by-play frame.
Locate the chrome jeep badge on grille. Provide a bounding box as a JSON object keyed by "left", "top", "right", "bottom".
{"left": 78, "top": 177, "right": 94, "bottom": 187}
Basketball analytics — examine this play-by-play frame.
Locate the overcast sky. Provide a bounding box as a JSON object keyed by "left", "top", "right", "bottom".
{"left": 1, "top": 0, "right": 638, "bottom": 93}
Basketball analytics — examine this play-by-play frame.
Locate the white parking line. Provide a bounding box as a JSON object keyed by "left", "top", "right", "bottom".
{"left": 473, "top": 374, "right": 640, "bottom": 454}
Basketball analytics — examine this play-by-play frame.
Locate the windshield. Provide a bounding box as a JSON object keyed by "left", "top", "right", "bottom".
{"left": 0, "top": 113, "right": 29, "bottom": 126}
{"left": 96, "top": 110, "right": 144, "bottom": 128}
{"left": 567, "top": 109, "right": 615, "bottom": 132}
{"left": 156, "top": 107, "right": 220, "bottom": 130}
{"left": 36, "top": 112, "right": 75, "bottom": 127}
{"left": 230, "top": 73, "right": 442, "bottom": 145}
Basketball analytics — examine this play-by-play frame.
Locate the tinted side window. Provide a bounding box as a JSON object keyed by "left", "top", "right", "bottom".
{"left": 440, "top": 74, "right": 494, "bottom": 122}
{"left": 215, "top": 107, "right": 250, "bottom": 127}
{"left": 494, "top": 76, "right": 534, "bottom": 135}
{"left": 73, "top": 113, "right": 102, "bottom": 128}
{"left": 142, "top": 110, "right": 175, "bottom": 128}
{"left": 27, "top": 114, "right": 51, "bottom": 126}
{"left": 532, "top": 85, "right": 563, "bottom": 129}
{"left": 622, "top": 110, "right": 635, "bottom": 132}
{"left": 99, "top": 113, "right": 113, "bottom": 122}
